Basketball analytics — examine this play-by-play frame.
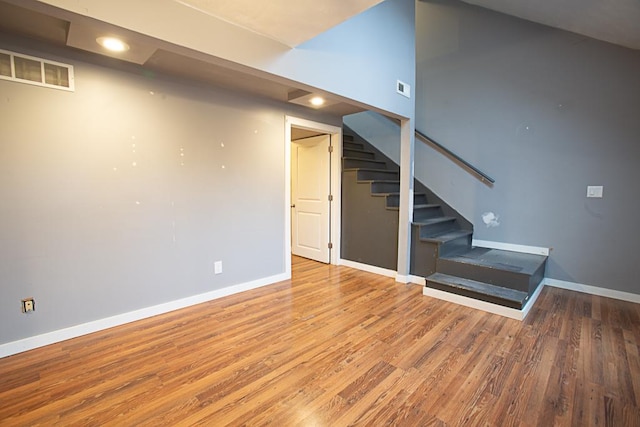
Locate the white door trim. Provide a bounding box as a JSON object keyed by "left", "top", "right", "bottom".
{"left": 285, "top": 116, "right": 342, "bottom": 277}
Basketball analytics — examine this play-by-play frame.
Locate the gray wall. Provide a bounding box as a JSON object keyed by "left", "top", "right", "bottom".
{"left": 344, "top": 112, "right": 401, "bottom": 163}
{"left": 415, "top": 1, "right": 640, "bottom": 293}
{"left": 0, "top": 35, "right": 340, "bottom": 345}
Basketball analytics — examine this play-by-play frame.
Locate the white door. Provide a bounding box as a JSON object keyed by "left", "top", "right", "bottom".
{"left": 291, "top": 134, "right": 331, "bottom": 263}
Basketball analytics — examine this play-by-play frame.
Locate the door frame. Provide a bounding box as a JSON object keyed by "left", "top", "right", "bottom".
{"left": 284, "top": 116, "right": 342, "bottom": 278}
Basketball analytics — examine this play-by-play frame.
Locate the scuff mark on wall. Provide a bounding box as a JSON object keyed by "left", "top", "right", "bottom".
{"left": 482, "top": 211, "right": 500, "bottom": 228}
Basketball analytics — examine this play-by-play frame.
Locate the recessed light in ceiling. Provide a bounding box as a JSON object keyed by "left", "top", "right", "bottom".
{"left": 310, "top": 96, "right": 325, "bottom": 106}
{"left": 96, "top": 36, "right": 130, "bottom": 52}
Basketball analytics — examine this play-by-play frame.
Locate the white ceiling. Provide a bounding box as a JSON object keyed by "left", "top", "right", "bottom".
{"left": 173, "top": 0, "right": 640, "bottom": 51}
{"left": 462, "top": 0, "right": 640, "bottom": 50}
{"left": 174, "top": 0, "right": 385, "bottom": 47}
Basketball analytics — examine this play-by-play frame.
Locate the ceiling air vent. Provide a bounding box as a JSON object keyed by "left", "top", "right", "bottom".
{"left": 0, "top": 48, "right": 74, "bottom": 91}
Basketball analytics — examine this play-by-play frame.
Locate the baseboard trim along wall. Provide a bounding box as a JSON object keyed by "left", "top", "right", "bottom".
{"left": 338, "top": 258, "right": 397, "bottom": 278}
{"left": 408, "top": 275, "right": 426, "bottom": 286}
{"left": 6, "top": 265, "right": 636, "bottom": 358}
{"left": 0, "top": 272, "right": 289, "bottom": 359}
{"left": 543, "top": 278, "right": 640, "bottom": 304}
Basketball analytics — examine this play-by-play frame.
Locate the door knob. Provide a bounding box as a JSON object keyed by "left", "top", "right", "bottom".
{"left": 291, "top": 204, "right": 296, "bottom": 208}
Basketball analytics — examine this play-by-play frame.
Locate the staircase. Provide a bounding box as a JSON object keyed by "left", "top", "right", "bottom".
{"left": 341, "top": 129, "right": 547, "bottom": 312}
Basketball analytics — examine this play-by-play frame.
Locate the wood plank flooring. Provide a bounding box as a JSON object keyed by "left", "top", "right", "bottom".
{"left": 1, "top": 256, "right": 639, "bottom": 426}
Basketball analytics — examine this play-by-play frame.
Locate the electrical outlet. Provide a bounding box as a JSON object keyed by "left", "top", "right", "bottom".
{"left": 214, "top": 261, "right": 223, "bottom": 275}
{"left": 21, "top": 297, "right": 35, "bottom": 313}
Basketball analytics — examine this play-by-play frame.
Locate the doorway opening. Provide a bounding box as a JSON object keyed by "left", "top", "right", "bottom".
{"left": 285, "top": 116, "right": 342, "bottom": 278}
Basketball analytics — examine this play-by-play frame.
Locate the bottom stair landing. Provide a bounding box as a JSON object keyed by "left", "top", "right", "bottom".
{"left": 425, "top": 247, "right": 548, "bottom": 319}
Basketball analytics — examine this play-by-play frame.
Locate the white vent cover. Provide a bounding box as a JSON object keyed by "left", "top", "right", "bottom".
{"left": 0, "top": 48, "right": 74, "bottom": 91}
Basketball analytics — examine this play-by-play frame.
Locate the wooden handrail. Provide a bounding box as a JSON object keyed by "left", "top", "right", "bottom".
{"left": 415, "top": 129, "right": 495, "bottom": 184}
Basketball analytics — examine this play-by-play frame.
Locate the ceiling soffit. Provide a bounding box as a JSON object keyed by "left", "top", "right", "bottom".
{"left": 174, "top": 0, "right": 385, "bottom": 47}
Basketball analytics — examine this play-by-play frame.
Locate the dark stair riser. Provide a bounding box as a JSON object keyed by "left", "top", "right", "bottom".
{"left": 413, "top": 205, "right": 444, "bottom": 221}
{"left": 343, "top": 157, "right": 388, "bottom": 170}
{"left": 343, "top": 148, "right": 376, "bottom": 159}
{"left": 437, "top": 233, "right": 473, "bottom": 257}
{"left": 371, "top": 181, "right": 400, "bottom": 194}
{"left": 356, "top": 169, "right": 399, "bottom": 181}
{"left": 344, "top": 141, "right": 364, "bottom": 150}
{"left": 426, "top": 274, "right": 528, "bottom": 310}
{"left": 386, "top": 193, "right": 428, "bottom": 207}
{"left": 436, "top": 257, "right": 545, "bottom": 295}
{"left": 417, "top": 218, "right": 458, "bottom": 238}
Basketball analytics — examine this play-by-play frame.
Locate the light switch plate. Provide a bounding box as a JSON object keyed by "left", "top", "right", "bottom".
{"left": 587, "top": 186, "right": 603, "bottom": 198}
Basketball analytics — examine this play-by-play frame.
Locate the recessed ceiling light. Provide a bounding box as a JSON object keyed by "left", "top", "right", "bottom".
{"left": 310, "top": 96, "right": 325, "bottom": 106}
{"left": 96, "top": 37, "right": 130, "bottom": 52}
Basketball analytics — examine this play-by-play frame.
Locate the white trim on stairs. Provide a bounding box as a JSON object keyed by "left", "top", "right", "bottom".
{"left": 0, "top": 272, "right": 289, "bottom": 359}
{"left": 472, "top": 239, "right": 550, "bottom": 256}
{"left": 423, "top": 281, "right": 545, "bottom": 321}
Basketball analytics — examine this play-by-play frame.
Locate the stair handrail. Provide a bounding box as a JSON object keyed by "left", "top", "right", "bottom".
{"left": 415, "top": 129, "right": 495, "bottom": 185}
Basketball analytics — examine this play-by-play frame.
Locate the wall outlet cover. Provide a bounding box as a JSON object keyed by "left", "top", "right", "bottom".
{"left": 21, "top": 298, "right": 35, "bottom": 313}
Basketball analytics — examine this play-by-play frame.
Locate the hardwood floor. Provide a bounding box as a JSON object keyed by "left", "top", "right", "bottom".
{"left": 1, "top": 256, "right": 639, "bottom": 426}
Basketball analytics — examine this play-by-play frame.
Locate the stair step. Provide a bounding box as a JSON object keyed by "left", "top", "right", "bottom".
{"left": 343, "top": 134, "right": 355, "bottom": 142}
{"left": 371, "top": 180, "right": 400, "bottom": 194}
{"left": 343, "top": 141, "right": 364, "bottom": 150}
{"left": 421, "top": 229, "right": 473, "bottom": 257}
{"left": 438, "top": 247, "right": 547, "bottom": 294}
{"left": 343, "top": 157, "right": 388, "bottom": 170}
{"left": 420, "top": 229, "right": 472, "bottom": 243}
{"left": 355, "top": 169, "right": 399, "bottom": 181}
{"left": 386, "top": 193, "right": 428, "bottom": 207}
{"left": 343, "top": 148, "right": 376, "bottom": 159}
{"left": 416, "top": 217, "right": 458, "bottom": 238}
{"left": 413, "top": 204, "right": 443, "bottom": 221}
{"left": 426, "top": 273, "right": 529, "bottom": 310}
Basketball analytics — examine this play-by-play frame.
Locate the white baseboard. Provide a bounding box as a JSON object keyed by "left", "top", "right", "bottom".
{"left": 423, "top": 281, "right": 544, "bottom": 321}
{"left": 338, "top": 259, "right": 396, "bottom": 278}
{"left": 395, "top": 274, "right": 411, "bottom": 284}
{"left": 543, "top": 278, "right": 640, "bottom": 304}
{"left": 408, "top": 275, "right": 426, "bottom": 286}
{"left": 0, "top": 272, "right": 289, "bottom": 359}
{"left": 337, "top": 259, "right": 420, "bottom": 285}
{"left": 472, "top": 239, "right": 550, "bottom": 256}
